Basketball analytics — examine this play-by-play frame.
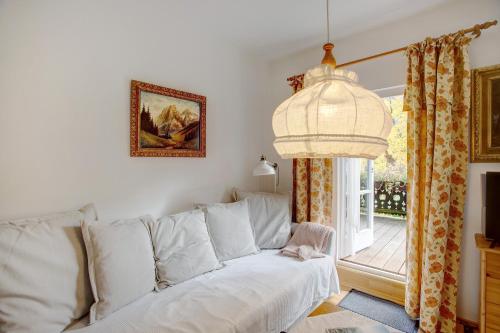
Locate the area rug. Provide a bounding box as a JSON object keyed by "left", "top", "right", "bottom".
{"left": 289, "top": 309, "right": 402, "bottom": 333}
{"left": 338, "top": 290, "right": 418, "bottom": 333}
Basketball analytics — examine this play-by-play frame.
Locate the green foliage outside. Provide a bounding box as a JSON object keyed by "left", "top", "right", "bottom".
{"left": 359, "top": 95, "right": 407, "bottom": 186}
{"left": 374, "top": 95, "right": 407, "bottom": 182}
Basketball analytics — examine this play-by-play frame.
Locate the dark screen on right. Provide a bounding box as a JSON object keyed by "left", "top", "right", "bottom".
{"left": 486, "top": 172, "right": 500, "bottom": 241}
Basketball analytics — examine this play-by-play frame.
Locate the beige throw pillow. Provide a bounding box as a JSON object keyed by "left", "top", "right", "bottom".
{"left": 234, "top": 190, "right": 291, "bottom": 249}
{"left": 81, "top": 215, "right": 156, "bottom": 323}
{"left": 0, "top": 204, "right": 98, "bottom": 333}
{"left": 147, "top": 210, "right": 221, "bottom": 287}
{"left": 200, "top": 200, "right": 258, "bottom": 261}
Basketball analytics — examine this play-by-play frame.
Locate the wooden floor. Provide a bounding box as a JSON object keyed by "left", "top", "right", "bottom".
{"left": 343, "top": 216, "right": 407, "bottom": 276}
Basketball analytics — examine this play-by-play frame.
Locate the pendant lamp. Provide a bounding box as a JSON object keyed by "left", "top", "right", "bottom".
{"left": 272, "top": 0, "right": 393, "bottom": 159}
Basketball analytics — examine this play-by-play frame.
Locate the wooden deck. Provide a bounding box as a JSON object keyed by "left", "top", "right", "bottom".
{"left": 343, "top": 216, "right": 406, "bottom": 276}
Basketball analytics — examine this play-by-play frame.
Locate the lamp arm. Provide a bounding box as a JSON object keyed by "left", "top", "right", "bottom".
{"left": 274, "top": 163, "right": 279, "bottom": 187}
{"left": 267, "top": 161, "right": 279, "bottom": 191}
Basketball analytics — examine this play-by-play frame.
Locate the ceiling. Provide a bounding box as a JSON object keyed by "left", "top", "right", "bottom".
{"left": 191, "top": 0, "right": 453, "bottom": 60}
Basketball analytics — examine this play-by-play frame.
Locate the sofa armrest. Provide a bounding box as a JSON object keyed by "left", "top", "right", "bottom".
{"left": 290, "top": 222, "right": 336, "bottom": 257}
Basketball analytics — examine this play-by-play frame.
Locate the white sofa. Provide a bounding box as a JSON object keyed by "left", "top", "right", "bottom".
{"left": 67, "top": 249, "right": 339, "bottom": 333}
{"left": 1, "top": 205, "right": 339, "bottom": 333}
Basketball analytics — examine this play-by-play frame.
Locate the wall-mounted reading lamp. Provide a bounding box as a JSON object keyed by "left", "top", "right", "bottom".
{"left": 252, "top": 155, "right": 279, "bottom": 192}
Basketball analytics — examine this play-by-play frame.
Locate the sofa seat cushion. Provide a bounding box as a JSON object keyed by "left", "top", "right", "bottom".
{"left": 66, "top": 251, "right": 340, "bottom": 333}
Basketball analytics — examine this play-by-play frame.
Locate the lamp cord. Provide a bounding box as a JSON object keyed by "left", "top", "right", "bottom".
{"left": 326, "top": 0, "right": 331, "bottom": 43}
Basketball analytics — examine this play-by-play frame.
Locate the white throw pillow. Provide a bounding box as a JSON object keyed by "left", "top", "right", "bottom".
{"left": 0, "top": 204, "right": 98, "bottom": 333}
{"left": 81, "top": 215, "right": 156, "bottom": 323}
{"left": 234, "top": 190, "right": 291, "bottom": 249}
{"left": 199, "top": 200, "right": 258, "bottom": 261}
{"left": 147, "top": 210, "right": 221, "bottom": 287}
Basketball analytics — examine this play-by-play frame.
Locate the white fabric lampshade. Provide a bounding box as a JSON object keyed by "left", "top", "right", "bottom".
{"left": 253, "top": 159, "right": 276, "bottom": 176}
{"left": 272, "top": 64, "right": 393, "bottom": 159}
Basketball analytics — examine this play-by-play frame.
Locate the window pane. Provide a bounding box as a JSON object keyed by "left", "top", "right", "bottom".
{"left": 373, "top": 95, "right": 407, "bottom": 218}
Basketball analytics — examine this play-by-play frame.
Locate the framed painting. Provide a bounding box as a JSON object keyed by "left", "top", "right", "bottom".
{"left": 471, "top": 64, "right": 500, "bottom": 162}
{"left": 130, "top": 80, "right": 206, "bottom": 157}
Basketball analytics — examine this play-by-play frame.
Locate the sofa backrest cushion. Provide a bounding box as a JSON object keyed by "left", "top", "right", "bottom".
{"left": 81, "top": 215, "right": 156, "bottom": 324}
{"left": 147, "top": 210, "right": 221, "bottom": 288}
{"left": 198, "top": 200, "right": 258, "bottom": 261}
{"left": 0, "top": 204, "right": 98, "bottom": 333}
{"left": 233, "top": 190, "right": 291, "bottom": 249}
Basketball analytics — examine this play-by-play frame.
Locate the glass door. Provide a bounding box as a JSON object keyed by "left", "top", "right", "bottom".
{"left": 356, "top": 159, "right": 374, "bottom": 252}
{"left": 336, "top": 158, "right": 375, "bottom": 258}
{"left": 335, "top": 92, "right": 408, "bottom": 280}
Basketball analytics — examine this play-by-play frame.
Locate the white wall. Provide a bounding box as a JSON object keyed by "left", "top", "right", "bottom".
{"left": 0, "top": 0, "right": 268, "bottom": 219}
{"left": 263, "top": 0, "right": 500, "bottom": 322}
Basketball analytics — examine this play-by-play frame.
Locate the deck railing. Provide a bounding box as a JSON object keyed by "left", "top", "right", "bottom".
{"left": 361, "top": 181, "right": 407, "bottom": 217}
{"left": 374, "top": 181, "right": 407, "bottom": 216}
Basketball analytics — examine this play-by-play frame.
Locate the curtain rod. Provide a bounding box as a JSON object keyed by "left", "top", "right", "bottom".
{"left": 287, "top": 19, "right": 498, "bottom": 84}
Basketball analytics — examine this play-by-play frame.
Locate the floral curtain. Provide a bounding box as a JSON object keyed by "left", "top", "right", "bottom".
{"left": 404, "top": 34, "right": 471, "bottom": 333}
{"left": 288, "top": 76, "right": 333, "bottom": 225}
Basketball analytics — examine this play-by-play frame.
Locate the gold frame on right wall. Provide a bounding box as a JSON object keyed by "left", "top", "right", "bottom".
{"left": 471, "top": 64, "right": 500, "bottom": 162}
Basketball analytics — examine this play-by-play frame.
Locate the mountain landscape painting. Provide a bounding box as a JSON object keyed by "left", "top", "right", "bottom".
{"left": 130, "top": 80, "right": 206, "bottom": 157}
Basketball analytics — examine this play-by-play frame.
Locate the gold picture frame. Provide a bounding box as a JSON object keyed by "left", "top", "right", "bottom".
{"left": 471, "top": 64, "right": 500, "bottom": 162}
{"left": 130, "top": 80, "right": 206, "bottom": 157}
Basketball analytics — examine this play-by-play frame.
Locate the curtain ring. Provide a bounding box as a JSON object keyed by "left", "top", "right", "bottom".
{"left": 472, "top": 24, "right": 482, "bottom": 38}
